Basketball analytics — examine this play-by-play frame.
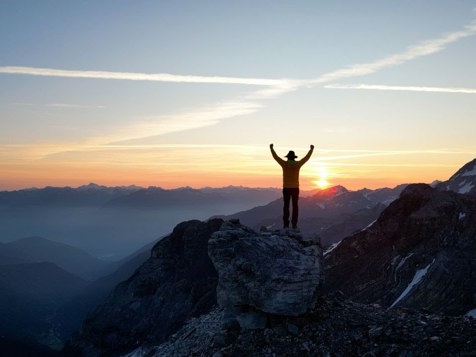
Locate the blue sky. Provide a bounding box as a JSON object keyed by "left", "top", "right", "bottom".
{"left": 1, "top": 1, "right": 476, "bottom": 190}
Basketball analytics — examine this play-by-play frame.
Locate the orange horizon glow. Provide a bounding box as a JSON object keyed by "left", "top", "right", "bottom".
{"left": 0, "top": 143, "right": 473, "bottom": 192}
{"left": 0, "top": 160, "right": 468, "bottom": 192}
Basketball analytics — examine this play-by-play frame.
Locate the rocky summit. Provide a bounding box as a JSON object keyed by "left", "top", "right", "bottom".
{"left": 208, "top": 220, "right": 324, "bottom": 330}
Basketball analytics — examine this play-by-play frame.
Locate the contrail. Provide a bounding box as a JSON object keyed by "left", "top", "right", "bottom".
{"left": 325, "top": 83, "right": 476, "bottom": 94}
{"left": 310, "top": 20, "right": 476, "bottom": 85}
{"left": 0, "top": 66, "right": 285, "bottom": 86}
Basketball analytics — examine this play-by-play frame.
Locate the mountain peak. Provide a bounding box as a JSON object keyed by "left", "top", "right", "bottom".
{"left": 313, "top": 185, "right": 348, "bottom": 198}
{"left": 438, "top": 158, "right": 476, "bottom": 196}
{"left": 450, "top": 158, "right": 476, "bottom": 179}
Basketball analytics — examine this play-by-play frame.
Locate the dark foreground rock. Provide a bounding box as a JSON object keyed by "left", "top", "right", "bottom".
{"left": 208, "top": 220, "right": 324, "bottom": 330}
{"left": 127, "top": 294, "right": 476, "bottom": 357}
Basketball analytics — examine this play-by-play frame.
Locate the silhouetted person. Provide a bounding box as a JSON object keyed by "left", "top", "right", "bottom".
{"left": 270, "top": 144, "right": 314, "bottom": 229}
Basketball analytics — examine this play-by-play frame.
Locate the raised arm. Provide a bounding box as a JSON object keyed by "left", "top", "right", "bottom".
{"left": 270, "top": 144, "right": 285, "bottom": 165}
{"left": 299, "top": 145, "right": 315, "bottom": 165}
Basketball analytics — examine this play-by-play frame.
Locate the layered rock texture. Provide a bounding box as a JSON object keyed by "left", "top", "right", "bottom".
{"left": 325, "top": 183, "right": 476, "bottom": 315}
{"left": 208, "top": 221, "right": 323, "bottom": 329}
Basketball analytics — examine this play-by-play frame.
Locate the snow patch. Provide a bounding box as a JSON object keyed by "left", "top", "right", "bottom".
{"left": 324, "top": 241, "right": 341, "bottom": 256}
{"left": 393, "top": 253, "right": 414, "bottom": 282}
{"left": 466, "top": 308, "right": 476, "bottom": 318}
{"left": 390, "top": 259, "right": 434, "bottom": 308}
{"left": 462, "top": 166, "right": 476, "bottom": 177}
{"left": 458, "top": 181, "right": 474, "bottom": 194}
{"left": 361, "top": 219, "right": 377, "bottom": 232}
{"left": 124, "top": 347, "right": 147, "bottom": 357}
{"left": 459, "top": 212, "right": 466, "bottom": 220}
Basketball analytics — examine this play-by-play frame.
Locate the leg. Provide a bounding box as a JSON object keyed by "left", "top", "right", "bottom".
{"left": 282, "top": 188, "right": 291, "bottom": 228}
{"left": 291, "top": 188, "right": 299, "bottom": 229}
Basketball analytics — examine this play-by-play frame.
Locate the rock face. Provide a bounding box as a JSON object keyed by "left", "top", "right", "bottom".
{"left": 65, "top": 219, "right": 223, "bottom": 357}
{"left": 438, "top": 157, "right": 476, "bottom": 196}
{"left": 325, "top": 183, "right": 476, "bottom": 315}
{"left": 208, "top": 220, "right": 323, "bottom": 329}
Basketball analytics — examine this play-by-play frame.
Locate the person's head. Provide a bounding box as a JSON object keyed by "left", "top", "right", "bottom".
{"left": 285, "top": 150, "right": 298, "bottom": 160}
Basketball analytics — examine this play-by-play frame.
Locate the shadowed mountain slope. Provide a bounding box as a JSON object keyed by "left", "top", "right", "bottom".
{"left": 325, "top": 183, "right": 476, "bottom": 315}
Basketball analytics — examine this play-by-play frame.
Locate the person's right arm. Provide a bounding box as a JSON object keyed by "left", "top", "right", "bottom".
{"left": 270, "top": 144, "right": 285, "bottom": 165}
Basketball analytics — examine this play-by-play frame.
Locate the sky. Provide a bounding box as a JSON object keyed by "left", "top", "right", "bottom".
{"left": 1, "top": 1, "right": 476, "bottom": 191}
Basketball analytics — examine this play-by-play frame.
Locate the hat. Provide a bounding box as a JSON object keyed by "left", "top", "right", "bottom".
{"left": 285, "top": 150, "right": 298, "bottom": 159}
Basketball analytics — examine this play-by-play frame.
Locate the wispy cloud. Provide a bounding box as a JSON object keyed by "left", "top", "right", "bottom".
{"left": 0, "top": 66, "right": 284, "bottom": 86}
{"left": 325, "top": 83, "right": 476, "bottom": 94}
{"left": 105, "top": 101, "right": 263, "bottom": 143}
{"left": 309, "top": 20, "right": 476, "bottom": 85}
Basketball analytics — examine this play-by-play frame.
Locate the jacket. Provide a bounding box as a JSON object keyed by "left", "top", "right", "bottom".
{"left": 271, "top": 147, "right": 314, "bottom": 188}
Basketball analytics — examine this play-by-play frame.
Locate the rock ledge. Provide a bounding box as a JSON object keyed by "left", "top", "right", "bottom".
{"left": 208, "top": 220, "right": 323, "bottom": 329}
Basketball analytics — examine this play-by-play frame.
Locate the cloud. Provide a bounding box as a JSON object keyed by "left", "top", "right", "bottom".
{"left": 104, "top": 101, "right": 263, "bottom": 144}
{"left": 325, "top": 83, "right": 476, "bottom": 94}
{"left": 308, "top": 20, "right": 476, "bottom": 85}
{"left": 0, "top": 66, "right": 284, "bottom": 86}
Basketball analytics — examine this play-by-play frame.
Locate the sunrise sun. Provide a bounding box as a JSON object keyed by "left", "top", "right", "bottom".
{"left": 314, "top": 166, "right": 330, "bottom": 190}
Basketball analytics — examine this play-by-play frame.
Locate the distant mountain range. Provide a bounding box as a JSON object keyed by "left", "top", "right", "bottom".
{"left": 0, "top": 236, "right": 112, "bottom": 280}
{"left": 217, "top": 184, "right": 407, "bottom": 247}
{"left": 0, "top": 184, "right": 281, "bottom": 259}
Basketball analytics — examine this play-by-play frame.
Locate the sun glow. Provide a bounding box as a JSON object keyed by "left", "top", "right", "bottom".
{"left": 314, "top": 166, "right": 330, "bottom": 190}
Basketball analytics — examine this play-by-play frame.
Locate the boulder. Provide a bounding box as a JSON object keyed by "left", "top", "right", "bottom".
{"left": 208, "top": 220, "right": 323, "bottom": 329}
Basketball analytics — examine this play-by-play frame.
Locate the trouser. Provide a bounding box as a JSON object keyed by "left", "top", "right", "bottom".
{"left": 282, "top": 187, "right": 299, "bottom": 228}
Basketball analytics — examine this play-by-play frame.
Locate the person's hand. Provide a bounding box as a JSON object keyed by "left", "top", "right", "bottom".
{"left": 310, "top": 144, "right": 314, "bottom": 150}
{"left": 270, "top": 144, "right": 274, "bottom": 149}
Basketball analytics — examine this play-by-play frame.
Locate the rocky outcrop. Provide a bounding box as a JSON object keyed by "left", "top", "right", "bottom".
{"left": 325, "top": 183, "right": 476, "bottom": 315}
{"left": 208, "top": 220, "right": 323, "bottom": 329}
{"left": 65, "top": 219, "right": 223, "bottom": 357}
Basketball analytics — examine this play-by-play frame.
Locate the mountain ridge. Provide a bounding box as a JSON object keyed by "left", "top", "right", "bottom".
{"left": 0, "top": 236, "right": 112, "bottom": 280}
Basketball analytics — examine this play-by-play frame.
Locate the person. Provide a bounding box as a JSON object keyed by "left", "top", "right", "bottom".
{"left": 270, "top": 143, "right": 314, "bottom": 229}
